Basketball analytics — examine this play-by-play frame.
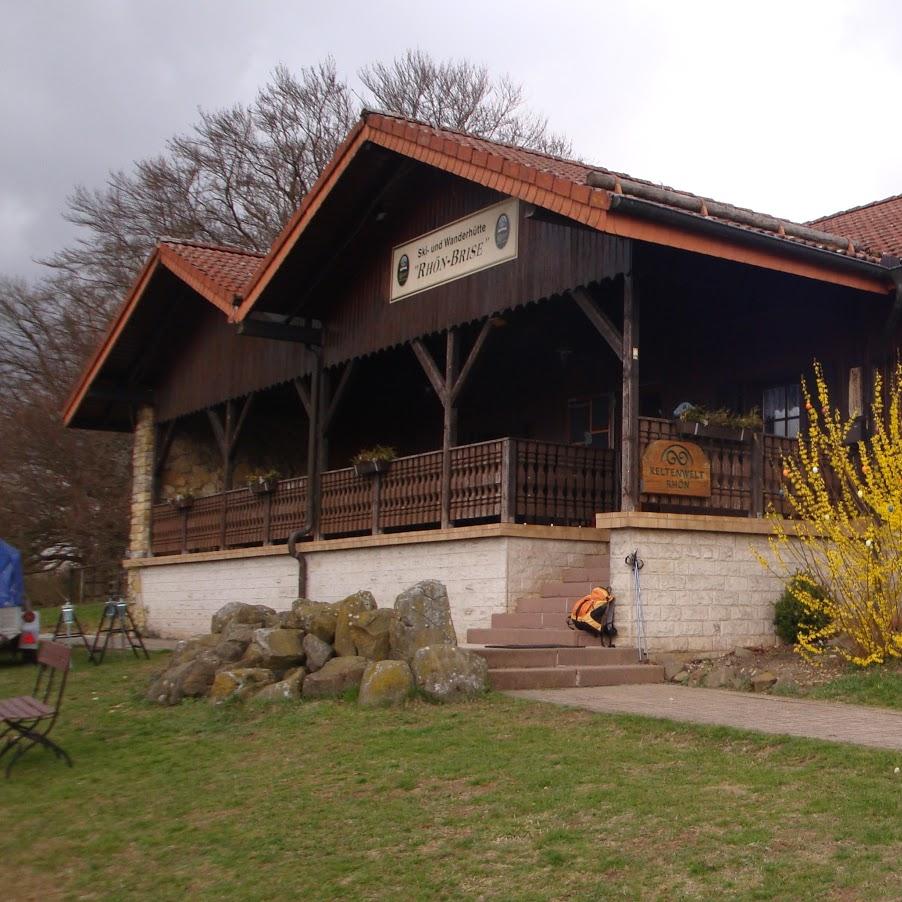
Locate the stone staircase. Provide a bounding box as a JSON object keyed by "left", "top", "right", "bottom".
{"left": 466, "top": 548, "right": 664, "bottom": 690}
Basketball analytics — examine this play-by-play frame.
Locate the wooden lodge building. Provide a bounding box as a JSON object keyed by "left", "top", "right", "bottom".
{"left": 64, "top": 112, "right": 902, "bottom": 668}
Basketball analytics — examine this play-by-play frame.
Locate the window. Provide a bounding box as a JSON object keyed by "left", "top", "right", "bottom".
{"left": 763, "top": 383, "right": 801, "bottom": 437}
{"left": 568, "top": 395, "right": 613, "bottom": 448}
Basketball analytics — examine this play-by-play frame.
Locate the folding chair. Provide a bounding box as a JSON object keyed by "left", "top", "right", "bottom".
{"left": 0, "top": 641, "right": 73, "bottom": 777}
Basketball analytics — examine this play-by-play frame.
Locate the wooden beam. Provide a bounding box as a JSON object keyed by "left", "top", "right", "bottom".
{"left": 571, "top": 287, "right": 623, "bottom": 363}
{"left": 230, "top": 393, "right": 255, "bottom": 452}
{"left": 153, "top": 420, "right": 177, "bottom": 477}
{"left": 206, "top": 407, "right": 227, "bottom": 457}
{"left": 411, "top": 338, "right": 448, "bottom": 403}
{"left": 621, "top": 269, "right": 640, "bottom": 512}
{"left": 293, "top": 377, "right": 312, "bottom": 418}
{"left": 322, "top": 359, "right": 356, "bottom": 434}
{"left": 451, "top": 318, "right": 492, "bottom": 404}
{"left": 308, "top": 350, "right": 323, "bottom": 539}
{"left": 441, "top": 329, "right": 460, "bottom": 529}
{"left": 237, "top": 317, "right": 323, "bottom": 345}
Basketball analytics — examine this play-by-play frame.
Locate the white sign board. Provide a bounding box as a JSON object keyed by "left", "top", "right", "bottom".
{"left": 390, "top": 198, "right": 519, "bottom": 302}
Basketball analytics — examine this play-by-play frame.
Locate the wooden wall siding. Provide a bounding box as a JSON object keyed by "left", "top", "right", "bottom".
{"left": 514, "top": 440, "right": 617, "bottom": 525}
{"left": 152, "top": 169, "right": 628, "bottom": 422}
{"left": 154, "top": 303, "right": 313, "bottom": 422}
{"left": 314, "top": 172, "right": 630, "bottom": 368}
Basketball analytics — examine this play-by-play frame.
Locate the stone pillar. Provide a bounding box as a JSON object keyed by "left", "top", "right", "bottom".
{"left": 129, "top": 404, "right": 155, "bottom": 558}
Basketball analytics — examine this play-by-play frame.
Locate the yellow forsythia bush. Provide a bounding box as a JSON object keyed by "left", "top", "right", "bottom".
{"left": 763, "top": 361, "right": 902, "bottom": 666}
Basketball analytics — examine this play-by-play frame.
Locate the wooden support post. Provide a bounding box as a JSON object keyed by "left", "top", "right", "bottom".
{"left": 500, "top": 438, "right": 517, "bottom": 523}
{"left": 621, "top": 271, "right": 640, "bottom": 512}
{"left": 441, "top": 330, "right": 459, "bottom": 529}
{"left": 412, "top": 320, "right": 493, "bottom": 530}
{"left": 371, "top": 472, "right": 383, "bottom": 535}
{"left": 749, "top": 432, "right": 764, "bottom": 518}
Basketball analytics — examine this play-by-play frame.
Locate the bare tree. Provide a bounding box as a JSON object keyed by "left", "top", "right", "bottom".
{"left": 359, "top": 50, "right": 572, "bottom": 156}
{"left": 0, "top": 52, "right": 572, "bottom": 571}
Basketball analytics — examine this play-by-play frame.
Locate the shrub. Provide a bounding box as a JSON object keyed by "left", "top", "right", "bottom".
{"left": 773, "top": 577, "right": 831, "bottom": 645}
{"left": 762, "top": 361, "right": 902, "bottom": 666}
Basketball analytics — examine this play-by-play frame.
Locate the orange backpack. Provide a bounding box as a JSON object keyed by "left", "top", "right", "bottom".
{"left": 566, "top": 587, "right": 617, "bottom": 646}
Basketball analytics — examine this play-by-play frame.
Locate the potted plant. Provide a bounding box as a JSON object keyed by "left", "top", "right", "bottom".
{"left": 246, "top": 468, "right": 280, "bottom": 495}
{"left": 168, "top": 492, "right": 194, "bottom": 511}
{"left": 351, "top": 445, "right": 397, "bottom": 477}
{"left": 675, "top": 405, "right": 763, "bottom": 442}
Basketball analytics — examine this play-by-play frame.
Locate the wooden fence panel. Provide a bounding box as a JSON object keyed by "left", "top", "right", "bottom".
{"left": 515, "top": 440, "right": 616, "bottom": 526}
{"left": 450, "top": 440, "right": 504, "bottom": 522}
{"left": 379, "top": 451, "right": 442, "bottom": 530}
{"left": 151, "top": 504, "right": 182, "bottom": 555}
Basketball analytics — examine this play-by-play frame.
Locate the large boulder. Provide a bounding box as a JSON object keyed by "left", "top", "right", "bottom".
{"left": 248, "top": 628, "right": 306, "bottom": 671}
{"left": 301, "top": 656, "right": 368, "bottom": 699}
{"left": 211, "top": 602, "right": 276, "bottom": 634}
{"left": 349, "top": 608, "right": 396, "bottom": 661}
{"left": 209, "top": 668, "right": 276, "bottom": 703}
{"left": 334, "top": 591, "right": 378, "bottom": 656}
{"left": 252, "top": 668, "right": 306, "bottom": 703}
{"left": 222, "top": 621, "right": 258, "bottom": 645}
{"left": 390, "top": 581, "right": 457, "bottom": 662}
{"left": 291, "top": 599, "right": 340, "bottom": 644}
{"left": 169, "top": 635, "right": 218, "bottom": 667}
{"left": 411, "top": 645, "right": 488, "bottom": 702}
{"left": 358, "top": 660, "right": 414, "bottom": 707}
{"left": 302, "top": 633, "right": 334, "bottom": 673}
{"left": 214, "top": 639, "right": 247, "bottom": 663}
{"left": 146, "top": 651, "right": 220, "bottom": 705}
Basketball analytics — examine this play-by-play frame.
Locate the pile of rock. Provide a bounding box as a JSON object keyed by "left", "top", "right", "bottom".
{"left": 146, "top": 580, "right": 488, "bottom": 707}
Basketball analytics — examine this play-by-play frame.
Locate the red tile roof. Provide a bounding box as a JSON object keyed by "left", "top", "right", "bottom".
{"left": 239, "top": 112, "right": 893, "bottom": 318}
{"left": 159, "top": 238, "right": 264, "bottom": 310}
{"left": 809, "top": 195, "right": 902, "bottom": 258}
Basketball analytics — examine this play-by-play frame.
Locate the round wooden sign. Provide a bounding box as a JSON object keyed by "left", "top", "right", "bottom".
{"left": 641, "top": 439, "right": 711, "bottom": 497}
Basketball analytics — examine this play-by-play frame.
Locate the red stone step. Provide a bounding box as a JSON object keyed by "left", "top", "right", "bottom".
{"left": 514, "top": 596, "right": 573, "bottom": 614}
{"left": 472, "top": 646, "right": 639, "bottom": 668}
{"left": 491, "top": 612, "right": 568, "bottom": 629}
{"left": 540, "top": 580, "right": 600, "bottom": 598}
{"left": 466, "top": 627, "right": 581, "bottom": 647}
{"left": 488, "top": 663, "right": 664, "bottom": 691}
{"left": 559, "top": 567, "right": 611, "bottom": 583}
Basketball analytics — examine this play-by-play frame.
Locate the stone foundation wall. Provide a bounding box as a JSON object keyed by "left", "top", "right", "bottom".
{"left": 605, "top": 519, "right": 785, "bottom": 653}
{"left": 129, "top": 528, "right": 607, "bottom": 639}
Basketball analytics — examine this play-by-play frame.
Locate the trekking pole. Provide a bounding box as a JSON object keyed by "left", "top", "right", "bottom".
{"left": 624, "top": 550, "right": 648, "bottom": 663}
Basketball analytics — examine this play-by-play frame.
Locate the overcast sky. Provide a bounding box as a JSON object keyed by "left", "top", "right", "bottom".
{"left": 2, "top": 0, "right": 901, "bottom": 282}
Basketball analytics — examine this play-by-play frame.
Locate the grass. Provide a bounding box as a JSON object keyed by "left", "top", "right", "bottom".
{"left": 772, "top": 662, "right": 902, "bottom": 711}
{"left": 1, "top": 651, "right": 901, "bottom": 901}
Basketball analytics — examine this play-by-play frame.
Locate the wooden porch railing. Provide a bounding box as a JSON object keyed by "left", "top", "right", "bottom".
{"left": 150, "top": 438, "right": 619, "bottom": 555}
{"left": 638, "top": 417, "right": 796, "bottom": 518}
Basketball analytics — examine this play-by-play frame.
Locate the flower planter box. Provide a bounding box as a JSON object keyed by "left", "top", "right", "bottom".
{"left": 353, "top": 459, "right": 392, "bottom": 477}
{"left": 676, "top": 421, "right": 755, "bottom": 443}
{"left": 249, "top": 479, "right": 278, "bottom": 495}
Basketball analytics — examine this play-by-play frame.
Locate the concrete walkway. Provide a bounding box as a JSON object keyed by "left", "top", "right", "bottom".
{"left": 508, "top": 684, "right": 902, "bottom": 751}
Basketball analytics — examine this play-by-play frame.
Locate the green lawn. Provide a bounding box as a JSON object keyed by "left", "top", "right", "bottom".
{"left": 772, "top": 663, "right": 902, "bottom": 711}
{"left": 1, "top": 652, "right": 900, "bottom": 901}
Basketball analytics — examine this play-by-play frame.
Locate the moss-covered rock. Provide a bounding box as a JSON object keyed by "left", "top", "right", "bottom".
{"left": 349, "top": 608, "right": 396, "bottom": 661}
{"left": 390, "top": 581, "right": 457, "bottom": 662}
{"left": 291, "top": 599, "right": 339, "bottom": 644}
{"left": 411, "top": 645, "right": 488, "bottom": 702}
{"left": 209, "top": 667, "right": 275, "bottom": 703}
{"left": 334, "top": 591, "right": 378, "bottom": 656}
{"left": 301, "top": 656, "right": 368, "bottom": 699}
{"left": 358, "top": 660, "right": 413, "bottom": 707}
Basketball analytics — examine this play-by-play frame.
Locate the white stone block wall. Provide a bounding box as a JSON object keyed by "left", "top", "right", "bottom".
{"left": 141, "top": 555, "right": 299, "bottom": 638}
{"left": 135, "top": 532, "right": 608, "bottom": 640}
{"left": 608, "top": 527, "right": 784, "bottom": 653}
